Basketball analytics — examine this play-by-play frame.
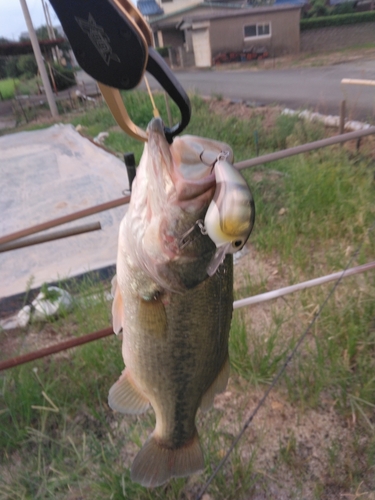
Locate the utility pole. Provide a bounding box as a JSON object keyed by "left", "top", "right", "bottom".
{"left": 19, "top": 0, "right": 59, "bottom": 118}
{"left": 41, "top": 0, "right": 60, "bottom": 64}
{"left": 42, "top": 0, "right": 58, "bottom": 64}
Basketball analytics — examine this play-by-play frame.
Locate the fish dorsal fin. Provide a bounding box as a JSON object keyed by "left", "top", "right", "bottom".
{"left": 200, "top": 357, "right": 230, "bottom": 412}
{"left": 111, "top": 275, "right": 124, "bottom": 334}
{"left": 108, "top": 369, "right": 150, "bottom": 414}
{"left": 131, "top": 430, "right": 204, "bottom": 487}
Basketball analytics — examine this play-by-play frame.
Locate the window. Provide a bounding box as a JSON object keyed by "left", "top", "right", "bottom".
{"left": 244, "top": 22, "right": 271, "bottom": 39}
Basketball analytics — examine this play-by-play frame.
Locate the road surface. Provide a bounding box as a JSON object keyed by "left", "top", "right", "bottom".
{"left": 146, "top": 59, "right": 375, "bottom": 121}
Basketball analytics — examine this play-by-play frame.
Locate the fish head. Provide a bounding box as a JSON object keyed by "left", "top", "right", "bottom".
{"left": 145, "top": 117, "right": 233, "bottom": 214}
{"left": 125, "top": 117, "right": 235, "bottom": 291}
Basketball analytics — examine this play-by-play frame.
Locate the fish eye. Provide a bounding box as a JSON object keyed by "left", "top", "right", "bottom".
{"left": 233, "top": 240, "right": 242, "bottom": 248}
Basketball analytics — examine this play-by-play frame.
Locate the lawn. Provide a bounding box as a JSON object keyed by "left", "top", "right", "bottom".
{"left": 0, "top": 78, "right": 19, "bottom": 100}
{"left": 0, "top": 93, "right": 375, "bottom": 499}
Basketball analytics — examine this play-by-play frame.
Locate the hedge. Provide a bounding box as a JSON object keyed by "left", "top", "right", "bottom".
{"left": 156, "top": 46, "right": 170, "bottom": 58}
{"left": 49, "top": 64, "right": 76, "bottom": 91}
{"left": 300, "top": 10, "right": 375, "bottom": 30}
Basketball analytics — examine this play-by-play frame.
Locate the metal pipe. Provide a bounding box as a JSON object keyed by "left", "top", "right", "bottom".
{"left": 1, "top": 260, "right": 374, "bottom": 372}
{"left": 2, "top": 126, "right": 375, "bottom": 247}
{"left": 0, "top": 196, "right": 130, "bottom": 246}
{"left": 0, "top": 221, "right": 101, "bottom": 253}
{"left": 235, "top": 126, "right": 375, "bottom": 171}
{"left": 341, "top": 78, "right": 375, "bottom": 87}
{"left": 124, "top": 153, "right": 136, "bottom": 191}
{"left": 0, "top": 327, "right": 113, "bottom": 372}
{"left": 233, "top": 261, "right": 375, "bottom": 310}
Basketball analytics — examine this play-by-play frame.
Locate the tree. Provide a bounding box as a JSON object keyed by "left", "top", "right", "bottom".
{"left": 304, "top": 0, "right": 332, "bottom": 17}
{"left": 17, "top": 54, "right": 37, "bottom": 79}
{"left": 35, "top": 25, "right": 59, "bottom": 40}
{"left": 5, "top": 57, "right": 22, "bottom": 78}
{"left": 0, "top": 58, "right": 7, "bottom": 79}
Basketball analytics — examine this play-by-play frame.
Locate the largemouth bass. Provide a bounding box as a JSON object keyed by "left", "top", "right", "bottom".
{"left": 110, "top": 117, "right": 251, "bottom": 487}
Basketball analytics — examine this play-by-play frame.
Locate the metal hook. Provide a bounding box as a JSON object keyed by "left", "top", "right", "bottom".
{"left": 49, "top": 0, "right": 191, "bottom": 143}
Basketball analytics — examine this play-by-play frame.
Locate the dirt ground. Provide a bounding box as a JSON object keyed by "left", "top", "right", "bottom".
{"left": 2, "top": 241, "right": 373, "bottom": 499}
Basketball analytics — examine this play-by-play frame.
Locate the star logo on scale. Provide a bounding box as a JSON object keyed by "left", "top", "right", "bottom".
{"left": 75, "top": 13, "right": 121, "bottom": 66}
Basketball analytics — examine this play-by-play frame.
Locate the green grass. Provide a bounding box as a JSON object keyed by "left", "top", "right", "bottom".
{"left": 1, "top": 96, "right": 375, "bottom": 498}
{"left": 0, "top": 78, "right": 19, "bottom": 100}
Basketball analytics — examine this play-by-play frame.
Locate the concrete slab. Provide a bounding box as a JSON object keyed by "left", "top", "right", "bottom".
{"left": 0, "top": 124, "right": 129, "bottom": 299}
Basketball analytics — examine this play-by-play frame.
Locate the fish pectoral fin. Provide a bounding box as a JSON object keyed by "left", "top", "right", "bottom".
{"left": 108, "top": 369, "right": 150, "bottom": 414}
{"left": 111, "top": 275, "right": 124, "bottom": 334}
{"left": 137, "top": 296, "right": 167, "bottom": 338}
{"left": 131, "top": 431, "right": 204, "bottom": 488}
{"left": 200, "top": 357, "right": 230, "bottom": 412}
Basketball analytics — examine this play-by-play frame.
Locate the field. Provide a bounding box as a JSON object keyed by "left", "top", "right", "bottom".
{"left": 1, "top": 92, "right": 375, "bottom": 499}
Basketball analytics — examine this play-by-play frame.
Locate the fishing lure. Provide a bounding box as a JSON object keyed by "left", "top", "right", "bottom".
{"left": 205, "top": 153, "right": 255, "bottom": 276}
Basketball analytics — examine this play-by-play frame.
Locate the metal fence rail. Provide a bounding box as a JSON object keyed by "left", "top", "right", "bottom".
{"left": 1, "top": 126, "right": 375, "bottom": 248}
{"left": 1, "top": 125, "right": 375, "bottom": 372}
{"left": 1, "top": 261, "right": 374, "bottom": 372}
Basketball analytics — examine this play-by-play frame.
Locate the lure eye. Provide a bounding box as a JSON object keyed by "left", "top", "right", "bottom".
{"left": 233, "top": 240, "right": 242, "bottom": 248}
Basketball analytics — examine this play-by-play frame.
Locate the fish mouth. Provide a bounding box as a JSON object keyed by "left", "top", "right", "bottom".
{"left": 148, "top": 116, "right": 165, "bottom": 136}
{"left": 145, "top": 118, "right": 215, "bottom": 209}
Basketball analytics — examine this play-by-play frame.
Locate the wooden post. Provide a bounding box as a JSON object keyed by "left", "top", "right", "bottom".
{"left": 19, "top": 0, "right": 58, "bottom": 118}
{"left": 339, "top": 100, "right": 346, "bottom": 135}
{"left": 17, "top": 98, "right": 28, "bottom": 123}
{"left": 47, "top": 62, "right": 58, "bottom": 94}
{"left": 164, "top": 92, "right": 173, "bottom": 127}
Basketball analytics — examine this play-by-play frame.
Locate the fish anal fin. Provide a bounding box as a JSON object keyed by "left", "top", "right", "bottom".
{"left": 200, "top": 357, "right": 230, "bottom": 412}
{"left": 108, "top": 369, "right": 150, "bottom": 414}
{"left": 131, "top": 431, "right": 204, "bottom": 488}
{"left": 111, "top": 275, "right": 124, "bottom": 334}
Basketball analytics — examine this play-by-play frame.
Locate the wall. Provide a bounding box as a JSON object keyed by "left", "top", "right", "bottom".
{"left": 209, "top": 8, "right": 300, "bottom": 58}
{"left": 160, "top": 28, "right": 185, "bottom": 47}
{"left": 300, "top": 22, "right": 375, "bottom": 52}
{"left": 156, "top": 0, "right": 199, "bottom": 15}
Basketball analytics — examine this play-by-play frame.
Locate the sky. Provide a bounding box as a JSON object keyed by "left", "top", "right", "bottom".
{"left": 0, "top": 0, "right": 60, "bottom": 41}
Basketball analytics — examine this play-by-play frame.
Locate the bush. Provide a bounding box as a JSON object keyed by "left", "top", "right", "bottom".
{"left": 301, "top": 10, "right": 375, "bottom": 29}
{"left": 333, "top": 1, "right": 355, "bottom": 14}
{"left": 48, "top": 63, "right": 76, "bottom": 91}
{"left": 156, "top": 46, "right": 170, "bottom": 58}
{"left": 5, "top": 57, "right": 22, "bottom": 78}
{"left": 0, "top": 58, "right": 6, "bottom": 79}
{"left": 17, "top": 55, "right": 37, "bottom": 79}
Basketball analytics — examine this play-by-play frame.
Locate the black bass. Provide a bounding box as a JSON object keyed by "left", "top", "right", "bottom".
{"left": 110, "top": 117, "right": 252, "bottom": 487}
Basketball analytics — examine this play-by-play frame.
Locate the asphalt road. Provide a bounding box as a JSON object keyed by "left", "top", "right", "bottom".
{"left": 146, "top": 59, "right": 375, "bottom": 122}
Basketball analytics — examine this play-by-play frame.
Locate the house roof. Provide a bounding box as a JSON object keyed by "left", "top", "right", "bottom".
{"left": 150, "top": 1, "right": 243, "bottom": 25}
{"left": 0, "top": 38, "right": 66, "bottom": 56}
{"left": 274, "top": 0, "right": 306, "bottom": 5}
{"left": 151, "top": 1, "right": 302, "bottom": 28}
{"left": 179, "top": 2, "right": 302, "bottom": 26}
{"left": 137, "top": 0, "right": 164, "bottom": 16}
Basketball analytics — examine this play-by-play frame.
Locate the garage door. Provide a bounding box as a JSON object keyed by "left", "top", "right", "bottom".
{"left": 192, "top": 28, "right": 211, "bottom": 68}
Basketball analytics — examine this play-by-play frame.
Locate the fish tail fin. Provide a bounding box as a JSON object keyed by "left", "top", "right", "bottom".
{"left": 131, "top": 431, "right": 204, "bottom": 487}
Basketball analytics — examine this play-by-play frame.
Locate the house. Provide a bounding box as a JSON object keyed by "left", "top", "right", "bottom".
{"left": 149, "top": 2, "right": 302, "bottom": 67}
